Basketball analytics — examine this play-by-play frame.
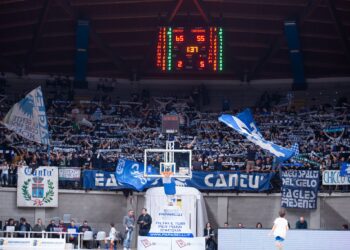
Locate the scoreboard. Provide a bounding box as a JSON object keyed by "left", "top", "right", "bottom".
{"left": 156, "top": 27, "right": 223, "bottom": 72}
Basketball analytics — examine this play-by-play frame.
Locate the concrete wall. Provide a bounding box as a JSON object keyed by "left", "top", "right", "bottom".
{"left": 1, "top": 188, "right": 349, "bottom": 238}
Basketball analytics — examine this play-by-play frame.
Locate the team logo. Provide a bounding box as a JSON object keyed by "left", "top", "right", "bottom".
{"left": 141, "top": 239, "right": 154, "bottom": 248}
{"left": 176, "top": 239, "right": 190, "bottom": 248}
{"left": 21, "top": 177, "right": 55, "bottom": 206}
{"left": 18, "top": 94, "right": 35, "bottom": 118}
{"left": 116, "top": 159, "right": 125, "bottom": 175}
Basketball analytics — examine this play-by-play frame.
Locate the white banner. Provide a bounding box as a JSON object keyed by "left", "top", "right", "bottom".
{"left": 322, "top": 170, "right": 350, "bottom": 185}
{"left": 171, "top": 237, "right": 205, "bottom": 250}
{"left": 148, "top": 206, "right": 193, "bottom": 237}
{"left": 58, "top": 167, "right": 81, "bottom": 181}
{"left": 137, "top": 237, "right": 205, "bottom": 250}
{"left": 17, "top": 166, "right": 58, "bottom": 207}
{"left": 137, "top": 237, "right": 171, "bottom": 250}
{"left": 0, "top": 238, "right": 65, "bottom": 250}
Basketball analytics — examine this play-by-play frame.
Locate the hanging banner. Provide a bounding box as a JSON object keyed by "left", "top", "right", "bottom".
{"left": 148, "top": 206, "right": 193, "bottom": 238}
{"left": 58, "top": 167, "right": 81, "bottom": 181}
{"left": 281, "top": 170, "right": 319, "bottom": 209}
{"left": 83, "top": 170, "right": 274, "bottom": 192}
{"left": 323, "top": 170, "right": 350, "bottom": 185}
{"left": 17, "top": 166, "right": 58, "bottom": 207}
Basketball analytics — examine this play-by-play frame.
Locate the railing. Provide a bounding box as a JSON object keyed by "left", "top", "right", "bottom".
{"left": 0, "top": 230, "right": 84, "bottom": 249}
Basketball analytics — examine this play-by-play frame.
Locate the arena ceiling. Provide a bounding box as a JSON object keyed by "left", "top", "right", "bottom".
{"left": 0, "top": 0, "right": 350, "bottom": 80}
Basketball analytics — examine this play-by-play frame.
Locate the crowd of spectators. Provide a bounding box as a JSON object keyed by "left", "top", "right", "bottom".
{"left": 0, "top": 85, "right": 349, "bottom": 192}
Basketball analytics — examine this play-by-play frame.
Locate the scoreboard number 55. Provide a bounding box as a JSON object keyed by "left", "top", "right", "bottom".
{"left": 196, "top": 35, "right": 205, "bottom": 42}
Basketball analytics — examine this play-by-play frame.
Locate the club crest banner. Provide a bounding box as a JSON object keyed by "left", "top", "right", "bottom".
{"left": 17, "top": 166, "right": 58, "bottom": 207}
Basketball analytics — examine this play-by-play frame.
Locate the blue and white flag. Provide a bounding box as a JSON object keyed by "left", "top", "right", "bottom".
{"left": 2, "top": 86, "right": 50, "bottom": 145}
{"left": 340, "top": 162, "right": 350, "bottom": 177}
{"left": 115, "top": 158, "right": 158, "bottom": 191}
{"left": 219, "top": 108, "right": 297, "bottom": 162}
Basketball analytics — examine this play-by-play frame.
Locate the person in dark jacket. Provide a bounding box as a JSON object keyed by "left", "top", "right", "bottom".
{"left": 137, "top": 208, "right": 152, "bottom": 236}
{"left": 15, "top": 217, "right": 32, "bottom": 238}
{"left": 295, "top": 216, "right": 308, "bottom": 229}
{"left": 46, "top": 220, "right": 59, "bottom": 238}
{"left": 204, "top": 222, "right": 216, "bottom": 250}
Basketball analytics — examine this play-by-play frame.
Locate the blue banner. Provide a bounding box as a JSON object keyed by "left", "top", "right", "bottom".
{"left": 340, "top": 162, "right": 350, "bottom": 177}
{"left": 116, "top": 159, "right": 159, "bottom": 191}
{"left": 219, "top": 109, "right": 297, "bottom": 162}
{"left": 183, "top": 171, "right": 274, "bottom": 191}
{"left": 281, "top": 170, "right": 319, "bottom": 209}
{"left": 83, "top": 170, "right": 274, "bottom": 192}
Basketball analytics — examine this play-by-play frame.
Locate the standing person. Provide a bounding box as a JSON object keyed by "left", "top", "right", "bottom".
{"left": 270, "top": 209, "right": 289, "bottom": 250}
{"left": 203, "top": 222, "right": 216, "bottom": 250}
{"left": 123, "top": 210, "right": 135, "bottom": 250}
{"left": 137, "top": 208, "right": 152, "bottom": 236}
{"left": 104, "top": 223, "right": 117, "bottom": 250}
{"left": 295, "top": 216, "right": 308, "bottom": 229}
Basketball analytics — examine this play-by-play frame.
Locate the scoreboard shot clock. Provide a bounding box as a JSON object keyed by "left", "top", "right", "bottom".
{"left": 156, "top": 27, "right": 223, "bottom": 72}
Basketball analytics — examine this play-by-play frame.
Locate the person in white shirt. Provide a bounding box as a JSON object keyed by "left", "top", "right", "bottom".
{"left": 270, "top": 209, "right": 289, "bottom": 250}
{"left": 105, "top": 223, "right": 117, "bottom": 250}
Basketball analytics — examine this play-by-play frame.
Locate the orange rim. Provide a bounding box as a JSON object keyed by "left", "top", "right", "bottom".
{"left": 162, "top": 171, "right": 174, "bottom": 178}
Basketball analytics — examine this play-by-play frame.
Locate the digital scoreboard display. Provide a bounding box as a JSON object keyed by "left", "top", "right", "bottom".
{"left": 156, "top": 27, "right": 223, "bottom": 72}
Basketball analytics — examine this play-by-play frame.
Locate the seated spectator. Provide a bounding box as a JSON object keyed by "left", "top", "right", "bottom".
{"left": 79, "top": 220, "right": 92, "bottom": 249}
{"left": 67, "top": 220, "right": 79, "bottom": 248}
{"left": 223, "top": 222, "right": 229, "bottom": 228}
{"left": 295, "top": 216, "right": 308, "bottom": 229}
{"left": 342, "top": 224, "right": 349, "bottom": 230}
{"left": 256, "top": 222, "right": 263, "bottom": 228}
{"left": 237, "top": 223, "right": 244, "bottom": 229}
{"left": 15, "top": 217, "right": 32, "bottom": 238}
{"left": 46, "top": 220, "right": 59, "bottom": 238}
{"left": 33, "top": 218, "right": 45, "bottom": 238}
{"left": 58, "top": 220, "right": 67, "bottom": 233}
{"left": 3, "top": 218, "right": 15, "bottom": 237}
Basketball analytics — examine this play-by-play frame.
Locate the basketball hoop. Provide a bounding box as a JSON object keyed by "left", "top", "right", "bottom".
{"left": 161, "top": 171, "right": 174, "bottom": 178}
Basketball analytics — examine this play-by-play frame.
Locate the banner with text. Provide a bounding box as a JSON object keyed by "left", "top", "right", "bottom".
{"left": 83, "top": 170, "right": 274, "bottom": 192}
{"left": 58, "top": 167, "right": 81, "bottom": 181}
{"left": 281, "top": 170, "right": 319, "bottom": 209}
{"left": 322, "top": 170, "right": 350, "bottom": 185}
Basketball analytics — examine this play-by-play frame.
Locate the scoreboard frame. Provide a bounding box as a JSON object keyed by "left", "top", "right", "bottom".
{"left": 156, "top": 26, "right": 223, "bottom": 73}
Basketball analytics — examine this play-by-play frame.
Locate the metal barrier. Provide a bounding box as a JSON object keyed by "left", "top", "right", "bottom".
{"left": 0, "top": 230, "right": 84, "bottom": 249}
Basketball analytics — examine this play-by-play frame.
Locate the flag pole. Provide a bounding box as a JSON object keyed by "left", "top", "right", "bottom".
{"left": 47, "top": 144, "right": 51, "bottom": 166}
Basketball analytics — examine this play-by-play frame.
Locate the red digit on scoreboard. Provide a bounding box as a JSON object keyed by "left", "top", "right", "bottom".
{"left": 175, "top": 35, "right": 184, "bottom": 42}
{"left": 196, "top": 35, "right": 205, "bottom": 42}
{"left": 199, "top": 60, "right": 205, "bottom": 68}
{"left": 177, "top": 60, "right": 183, "bottom": 68}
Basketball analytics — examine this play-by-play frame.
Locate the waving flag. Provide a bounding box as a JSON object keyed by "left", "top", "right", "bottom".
{"left": 2, "top": 86, "right": 50, "bottom": 145}
{"left": 116, "top": 159, "right": 159, "bottom": 191}
{"left": 340, "top": 163, "right": 350, "bottom": 177}
{"left": 219, "top": 109, "right": 297, "bottom": 163}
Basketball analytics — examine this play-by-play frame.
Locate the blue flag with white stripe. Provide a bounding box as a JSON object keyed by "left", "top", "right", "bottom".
{"left": 219, "top": 109, "right": 297, "bottom": 163}
{"left": 340, "top": 162, "right": 350, "bottom": 177}
{"left": 115, "top": 159, "right": 159, "bottom": 191}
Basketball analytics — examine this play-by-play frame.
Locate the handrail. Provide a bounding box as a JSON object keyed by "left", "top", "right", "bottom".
{"left": 0, "top": 230, "right": 85, "bottom": 249}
